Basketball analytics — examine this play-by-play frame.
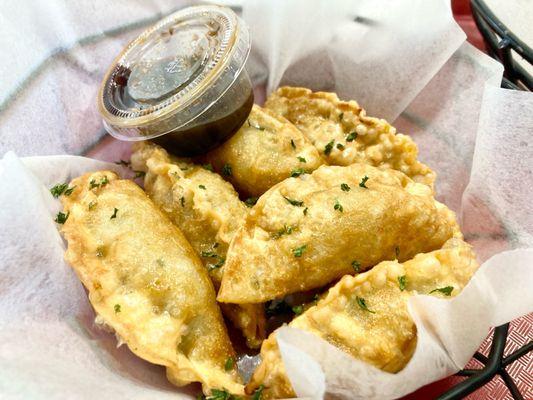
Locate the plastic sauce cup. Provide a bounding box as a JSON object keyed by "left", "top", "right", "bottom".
{"left": 98, "top": 5, "right": 253, "bottom": 156}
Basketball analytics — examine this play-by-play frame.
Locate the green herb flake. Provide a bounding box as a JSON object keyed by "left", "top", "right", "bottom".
{"left": 290, "top": 168, "right": 306, "bottom": 178}
{"left": 50, "top": 183, "right": 68, "bottom": 198}
{"left": 224, "top": 357, "right": 234, "bottom": 371}
{"left": 283, "top": 195, "right": 304, "bottom": 207}
{"left": 346, "top": 132, "right": 358, "bottom": 142}
{"left": 290, "top": 139, "right": 296, "bottom": 149}
{"left": 339, "top": 112, "right": 344, "bottom": 121}
{"left": 351, "top": 260, "right": 361, "bottom": 273}
{"left": 244, "top": 197, "right": 258, "bottom": 207}
{"left": 398, "top": 275, "right": 407, "bottom": 291}
{"left": 88, "top": 201, "right": 97, "bottom": 210}
{"left": 334, "top": 199, "right": 343, "bottom": 212}
{"left": 221, "top": 163, "right": 232, "bottom": 177}
{"left": 64, "top": 185, "right": 76, "bottom": 196}
{"left": 201, "top": 251, "right": 218, "bottom": 258}
{"left": 303, "top": 207, "right": 308, "bottom": 216}
{"left": 430, "top": 286, "right": 454, "bottom": 296}
{"left": 110, "top": 208, "right": 118, "bottom": 219}
{"left": 54, "top": 211, "right": 69, "bottom": 224}
{"left": 89, "top": 176, "right": 109, "bottom": 190}
{"left": 356, "top": 296, "right": 375, "bottom": 313}
{"left": 324, "top": 140, "right": 335, "bottom": 156}
{"left": 156, "top": 259, "right": 165, "bottom": 267}
{"left": 198, "top": 185, "right": 206, "bottom": 190}
{"left": 292, "top": 244, "right": 307, "bottom": 257}
{"left": 251, "top": 384, "right": 265, "bottom": 400}
{"left": 208, "top": 257, "right": 225, "bottom": 271}
{"left": 180, "top": 196, "right": 185, "bottom": 207}
{"left": 272, "top": 224, "right": 296, "bottom": 239}
{"left": 341, "top": 183, "right": 351, "bottom": 192}
{"left": 336, "top": 143, "right": 345, "bottom": 151}
{"left": 292, "top": 305, "right": 304, "bottom": 315}
{"left": 297, "top": 156, "right": 306, "bottom": 163}
{"left": 96, "top": 246, "right": 105, "bottom": 258}
{"left": 133, "top": 170, "right": 146, "bottom": 179}
{"left": 202, "top": 163, "right": 214, "bottom": 172}
{"left": 114, "top": 304, "right": 121, "bottom": 313}
{"left": 359, "top": 175, "right": 369, "bottom": 188}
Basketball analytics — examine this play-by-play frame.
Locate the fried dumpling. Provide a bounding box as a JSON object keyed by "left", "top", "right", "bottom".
{"left": 218, "top": 164, "right": 460, "bottom": 304}
{"left": 246, "top": 239, "right": 478, "bottom": 398}
{"left": 199, "top": 104, "right": 324, "bottom": 197}
{"left": 131, "top": 142, "right": 266, "bottom": 348}
{"left": 265, "top": 86, "right": 435, "bottom": 189}
{"left": 60, "top": 171, "right": 242, "bottom": 394}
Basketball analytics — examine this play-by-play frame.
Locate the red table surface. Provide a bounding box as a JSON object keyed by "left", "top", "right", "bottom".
{"left": 87, "top": 1, "right": 532, "bottom": 398}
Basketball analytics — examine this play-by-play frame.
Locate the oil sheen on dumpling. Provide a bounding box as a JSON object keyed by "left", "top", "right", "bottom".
{"left": 218, "top": 164, "right": 460, "bottom": 304}
{"left": 264, "top": 86, "right": 435, "bottom": 189}
{"left": 246, "top": 239, "right": 478, "bottom": 398}
{"left": 131, "top": 142, "right": 266, "bottom": 348}
{"left": 199, "top": 104, "right": 324, "bottom": 197}
{"left": 60, "top": 171, "right": 242, "bottom": 395}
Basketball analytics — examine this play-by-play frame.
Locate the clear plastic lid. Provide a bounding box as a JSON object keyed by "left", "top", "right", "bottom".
{"left": 98, "top": 5, "right": 251, "bottom": 141}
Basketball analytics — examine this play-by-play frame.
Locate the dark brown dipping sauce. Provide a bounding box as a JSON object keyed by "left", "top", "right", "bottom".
{"left": 152, "top": 90, "right": 254, "bottom": 157}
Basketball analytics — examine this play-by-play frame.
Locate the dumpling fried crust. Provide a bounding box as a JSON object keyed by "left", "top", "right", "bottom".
{"left": 60, "top": 171, "right": 242, "bottom": 394}
{"left": 218, "top": 164, "right": 459, "bottom": 304}
{"left": 265, "top": 86, "right": 435, "bottom": 189}
{"left": 246, "top": 239, "right": 479, "bottom": 398}
{"left": 200, "top": 104, "right": 324, "bottom": 197}
{"left": 131, "top": 142, "right": 266, "bottom": 348}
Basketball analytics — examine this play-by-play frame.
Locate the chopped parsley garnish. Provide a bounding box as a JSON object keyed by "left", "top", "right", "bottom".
{"left": 114, "top": 304, "right": 121, "bottom": 313}
{"left": 324, "top": 140, "right": 335, "bottom": 155}
{"left": 133, "top": 170, "right": 146, "bottom": 178}
{"left": 50, "top": 183, "right": 68, "bottom": 197}
{"left": 271, "top": 224, "right": 296, "bottom": 239}
{"left": 89, "top": 176, "right": 109, "bottom": 190}
{"left": 208, "top": 257, "right": 225, "bottom": 271}
{"left": 96, "top": 246, "right": 105, "bottom": 257}
{"left": 297, "top": 156, "right": 306, "bottom": 163}
{"left": 157, "top": 259, "right": 165, "bottom": 267}
{"left": 356, "top": 296, "right": 375, "bottom": 313}
{"left": 290, "top": 168, "right": 306, "bottom": 177}
{"left": 224, "top": 357, "right": 234, "bottom": 371}
{"left": 88, "top": 201, "right": 97, "bottom": 210}
{"left": 359, "top": 175, "right": 369, "bottom": 188}
{"left": 290, "top": 139, "right": 296, "bottom": 149}
{"left": 292, "top": 305, "right": 304, "bottom": 315}
{"left": 339, "top": 112, "right": 344, "bottom": 121}
{"left": 346, "top": 132, "right": 358, "bottom": 142}
{"left": 54, "top": 211, "right": 69, "bottom": 224}
{"left": 336, "top": 143, "right": 345, "bottom": 151}
{"left": 283, "top": 195, "right": 304, "bottom": 207}
{"left": 251, "top": 384, "right": 265, "bottom": 400}
{"left": 292, "top": 244, "right": 307, "bottom": 257}
{"left": 64, "top": 185, "right": 76, "bottom": 196}
{"left": 351, "top": 260, "right": 361, "bottom": 273}
{"left": 398, "top": 275, "right": 407, "bottom": 291}
{"left": 221, "top": 163, "right": 232, "bottom": 177}
{"left": 303, "top": 207, "right": 308, "bottom": 216}
{"left": 198, "top": 185, "right": 206, "bottom": 190}
{"left": 244, "top": 197, "right": 258, "bottom": 207}
{"left": 114, "top": 159, "right": 130, "bottom": 167}
{"left": 430, "top": 286, "right": 454, "bottom": 296}
{"left": 204, "top": 389, "right": 237, "bottom": 400}
{"left": 202, "top": 163, "right": 214, "bottom": 172}
{"left": 201, "top": 251, "right": 218, "bottom": 258}
{"left": 180, "top": 196, "right": 185, "bottom": 207}
{"left": 341, "top": 183, "right": 351, "bottom": 192}
{"left": 110, "top": 208, "right": 118, "bottom": 219}
{"left": 334, "top": 199, "right": 343, "bottom": 212}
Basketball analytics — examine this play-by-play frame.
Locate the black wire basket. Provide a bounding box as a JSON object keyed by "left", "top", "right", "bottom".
{"left": 435, "top": 2, "right": 533, "bottom": 398}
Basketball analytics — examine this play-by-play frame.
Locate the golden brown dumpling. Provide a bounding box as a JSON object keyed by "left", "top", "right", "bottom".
{"left": 200, "top": 104, "right": 324, "bottom": 197}
{"left": 265, "top": 86, "right": 435, "bottom": 189}
{"left": 131, "top": 142, "right": 266, "bottom": 348}
{"left": 60, "top": 171, "right": 242, "bottom": 394}
{"left": 246, "top": 239, "right": 478, "bottom": 398}
{"left": 218, "top": 164, "right": 460, "bottom": 304}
